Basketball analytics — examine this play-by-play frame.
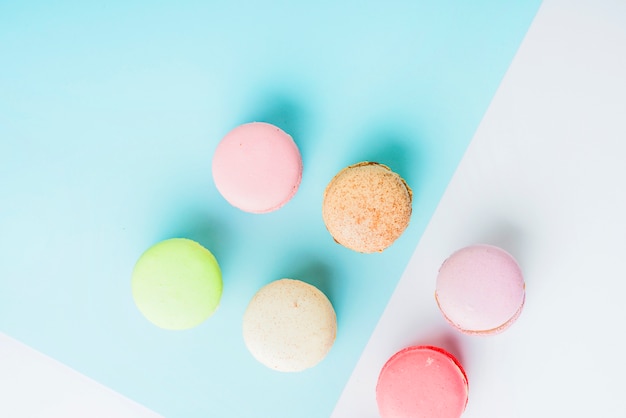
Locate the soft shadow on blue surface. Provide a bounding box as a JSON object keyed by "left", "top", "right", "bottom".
{"left": 352, "top": 124, "right": 423, "bottom": 193}
{"left": 160, "top": 208, "right": 236, "bottom": 274}
{"left": 244, "top": 90, "right": 313, "bottom": 153}
{"left": 283, "top": 257, "right": 337, "bottom": 308}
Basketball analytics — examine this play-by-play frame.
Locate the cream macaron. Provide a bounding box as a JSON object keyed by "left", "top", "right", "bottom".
{"left": 435, "top": 244, "right": 526, "bottom": 335}
{"left": 242, "top": 279, "right": 337, "bottom": 372}
{"left": 322, "top": 162, "right": 412, "bottom": 253}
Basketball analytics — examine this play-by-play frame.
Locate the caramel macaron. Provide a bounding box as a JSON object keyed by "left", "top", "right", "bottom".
{"left": 322, "top": 162, "right": 412, "bottom": 253}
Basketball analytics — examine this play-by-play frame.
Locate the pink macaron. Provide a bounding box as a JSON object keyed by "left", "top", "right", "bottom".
{"left": 376, "top": 345, "right": 468, "bottom": 418}
{"left": 212, "top": 122, "right": 303, "bottom": 213}
{"left": 435, "top": 244, "right": 526, "bottom": 335}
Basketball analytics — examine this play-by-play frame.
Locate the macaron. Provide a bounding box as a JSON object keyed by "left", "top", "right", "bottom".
{"left": 131, "top": 238, "right": 223, "bottom": 330}
{"left": 322, "top": 162, "right": 412, "bottom": 253}
{"left": 242, "top": 278, "right": 337, "bottom": 372}
{"left": 376, "top": 345, "right": 468, "bottom": 418}
{"left": 435, "top": 244, "right": 525, "bottom": 335}
{"left": 212, "top": 122, "right": 303, "bottom": 213}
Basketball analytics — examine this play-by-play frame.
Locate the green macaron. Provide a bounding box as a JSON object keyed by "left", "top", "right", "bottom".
{"left": 131, "top": 238, "right": 223, "bottom": 330}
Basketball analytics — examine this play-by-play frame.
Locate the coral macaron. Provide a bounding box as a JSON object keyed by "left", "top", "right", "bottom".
{"left": 435, "top": 244, "right": 526, "bottom": 335}
{"left": 212, "top": 122, "right": 303, "bottom": 213}
{"left": 376, "top": 345, "right": 468, "bottom": 418}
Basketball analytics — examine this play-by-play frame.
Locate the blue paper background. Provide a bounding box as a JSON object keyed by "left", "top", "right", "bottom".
{"left": 1, "top": 1, "right": 540, "bottom": 417}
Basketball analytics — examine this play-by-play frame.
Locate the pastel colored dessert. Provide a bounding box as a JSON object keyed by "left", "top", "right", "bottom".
{"left": 131, "top": 238, "right": 222, "bottom": 330}
{"left": 322, "top": 162, "right": 412, "bottom": 253}
{"left": 376, "top": 345, "right": 468, "bottom": 418}
{"left": 242, "top": 278, "right": 336, "bottom": 372}
{"left": 435, "top": 244, "right": 525, "bottom": 335}
{"left": 212, "top": 122, "right": 303, "bottom": 213}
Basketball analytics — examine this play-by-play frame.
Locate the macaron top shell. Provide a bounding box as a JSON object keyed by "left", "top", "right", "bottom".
{"left": 322, "top": 162, "right": 412, "bottom": 253}
{"left": 131, "top": 238, "right": 223, "bottom": 330}
{"left": 242, "top": 279, "right": 337, "bottom": 372}
{"left": 376, "top": 345, "right": 468, "bottom": 418}
{"left": 212, "top": 122, "right": 303, "bottom": 213}
{"left": 435, "top": 244, "right": 525, "bottom": 335}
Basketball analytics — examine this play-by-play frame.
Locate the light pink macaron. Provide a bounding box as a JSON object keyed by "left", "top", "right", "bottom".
{"left": 376, "top": 345, "right": 468, "bottom": 418}
{"left": 212, "top": 122, "right": 303, "bottom": 213}
{"left": 435, "top": 244, "right": 526, "bottom": 335}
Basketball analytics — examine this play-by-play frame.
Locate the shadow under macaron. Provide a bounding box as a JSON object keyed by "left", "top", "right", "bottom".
{"left": 242, "top": 89, "right": 313, "bottom": 159}
{"left": 409, "top": 326, "right": 467, "bottom": 371}
{"left": 157, "top": 206, "right": 235, "bottom": 275}
{"left": 350, "top": 122, "right": 424, "bottom": 198}
{"left": 282, "top": 260, "right": 335, "bottom": 308}
{"left": 472, "top": 218, "right": 529, "bottom": 281}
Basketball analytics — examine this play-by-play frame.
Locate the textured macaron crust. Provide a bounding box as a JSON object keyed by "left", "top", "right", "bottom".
{"left": 212, "top": 122, "right": 303, "bottom": 213}
{"left": 322, "top": 162, "right": 412, "bottom": 253}
{"left": 376, "top": 345, "right": 468, "bottom": 418}
{"left": 242, "top": 279, "right": 337, "bottom": 372}
{"left": 131, "top": 238, "right": 223, "bottom": 330}
{"left": 435, "top": 244, "right": 525, "bottom": 335}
